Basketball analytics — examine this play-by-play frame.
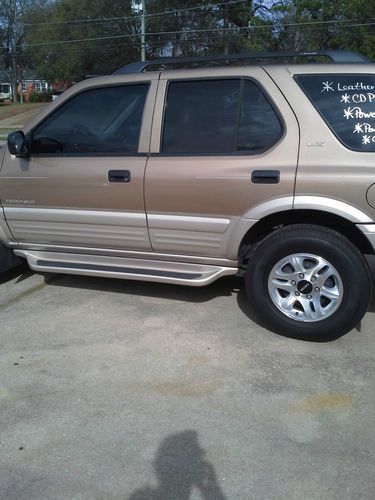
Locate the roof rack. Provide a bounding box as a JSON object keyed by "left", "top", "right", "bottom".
{"left": 113, "top": 50, "right": 370, "bottom": 75}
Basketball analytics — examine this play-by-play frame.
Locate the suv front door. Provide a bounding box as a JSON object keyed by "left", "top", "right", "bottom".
{"left": 145, "top": 68, "right": 299, "bottom": 260}
{"left": 1, "top": 75, "right": 158, "bottom": 252}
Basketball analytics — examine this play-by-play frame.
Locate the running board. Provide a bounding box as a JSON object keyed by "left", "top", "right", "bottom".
{"left": 14, "top": 250, "right": 238, "bottom": 286}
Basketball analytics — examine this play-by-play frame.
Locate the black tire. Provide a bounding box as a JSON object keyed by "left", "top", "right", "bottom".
{"left": 0, "top": 242, "right": 22, "bottom": 273}
{"left": 245, "top": 224, "right": 372, "bottom": 341}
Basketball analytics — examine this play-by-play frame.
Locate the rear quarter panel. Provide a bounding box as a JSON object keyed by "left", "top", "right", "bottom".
{"left": 265, "top": 64, "right": 375, "bottom": 223}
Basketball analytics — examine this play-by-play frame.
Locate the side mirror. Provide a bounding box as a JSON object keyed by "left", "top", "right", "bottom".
{"left": 7, "top": 131, "right": 29, "bottom": 158}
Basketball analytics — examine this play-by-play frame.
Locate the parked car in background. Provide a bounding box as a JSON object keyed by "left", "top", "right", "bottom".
{"left": 0, "top": 83, "right": 13, "bottom": 102}
{"left": 51, "top": 89, "right": 65, "bottom": 101}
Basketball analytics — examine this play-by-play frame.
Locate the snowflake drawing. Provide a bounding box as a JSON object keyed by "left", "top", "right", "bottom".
{"left": 362, "top": 135, "right": 371, "bottom": 145}
{"left": 321, "top": 81, "right": 334, "bottom": 92}
{"left": 343, "top": 107, "right": 354, "bottom": 119}
{"left": 353, "top": 123, "right": 363, "bottom": 134}
{"left": 340, "top": 93, "right": 351, "bottom": 103}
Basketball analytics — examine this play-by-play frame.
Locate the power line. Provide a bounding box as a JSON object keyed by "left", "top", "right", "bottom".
{"left": 3, "top": 14, "right": 374, "bottom": 53}
{"left": 16, "top": 28, "right": 372, "bottom": 61}
{"left": 26, "top": 8, "right": 222, "bottom": 34}
{"left": 24, "top": 0, "right": 248, "bottom": 27}
{"left": 19, "top": 20, "right": 375, "bottom": 49}
{"left": 23, "top": 34, "right": 268, "bottom": 55}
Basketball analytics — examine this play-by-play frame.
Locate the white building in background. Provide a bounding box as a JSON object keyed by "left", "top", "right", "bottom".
{"left": 0, "top": 70, "right": 51, "bottom": 102}
{"left": 21, "top": 79, "right": 50, "bottom": 94}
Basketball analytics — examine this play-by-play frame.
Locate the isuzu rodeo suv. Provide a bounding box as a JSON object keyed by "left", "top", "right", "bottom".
{"left": 1, "top": 50, "right": 374, "bottom": 341}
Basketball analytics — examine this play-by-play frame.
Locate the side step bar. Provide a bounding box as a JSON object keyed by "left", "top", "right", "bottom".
{"left": 14, "top": 250, "right": 238, "bottom": 287}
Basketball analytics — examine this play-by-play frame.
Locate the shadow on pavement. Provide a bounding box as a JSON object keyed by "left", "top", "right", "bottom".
{"left": 0, "top": 262, "right": 30, "bottom": 285}
{"left": 2, "top": 265, "right": 375, "bottom": 340}
{"left": 42, "top": 272, "right": 243, "bottom": 304}
{"left": 128, "top": 430, "right": 227, "bottom": 500}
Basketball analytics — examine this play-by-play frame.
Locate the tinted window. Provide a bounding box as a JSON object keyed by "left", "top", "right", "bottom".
{"left": 31, "top": 84, "right": 149, "bottom": 155}
{"left": 238, "top": 81, "right": 283, "bottom": 152}
{"left": 162, "top": 79, "right": 282, "bottom": 154}
{"left": 295, "top": 74, "right": 375, "bottom": 152}
{"left": 162, "top": 79, "right": 239, "bottom": 153}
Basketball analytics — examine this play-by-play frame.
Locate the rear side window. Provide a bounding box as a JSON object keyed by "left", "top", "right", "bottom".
{"left": 295, "top": 74, "right": 375, "bottom": 152}
{"left": 238, "top": 79, "right": 283, "bottom": 152}
{"left": 31, "top": 84, "right": 149, "bottom": 155}
{"left": 162, "top": 79, "right": 282, "bottom": 154}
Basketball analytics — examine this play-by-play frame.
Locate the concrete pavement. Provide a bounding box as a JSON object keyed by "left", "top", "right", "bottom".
{"left": 0, "top": 267, "right": 374, "bottom": 499}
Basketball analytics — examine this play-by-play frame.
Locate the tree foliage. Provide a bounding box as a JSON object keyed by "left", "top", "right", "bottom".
{"left": 1, "top": 0, "right": 372, "bottom": 82}
{"left": 25, "top": 0, "right": 138, "bottom": 81}
{"left": 0, "top": 0, "right": 41, "bottom": 100}
{"left": 144, "top": 0, "right": 274, "bottom": 57}
{"left": 271, "top": 0, "right": 375, "bottom": 59}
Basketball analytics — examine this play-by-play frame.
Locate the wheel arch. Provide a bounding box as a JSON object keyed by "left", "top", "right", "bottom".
{"left": 236, "top": 209, "right": 375, "bottom": 266}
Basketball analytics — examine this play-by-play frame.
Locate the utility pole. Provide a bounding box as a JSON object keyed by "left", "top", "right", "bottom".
{"left": 19, "top": 64, "right": 23, "bottom": 104}
{"left": 141, "top": 0, "right": 146, "bottom": 62}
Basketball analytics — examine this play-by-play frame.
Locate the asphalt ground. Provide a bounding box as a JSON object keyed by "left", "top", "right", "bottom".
{"left": 0, "top": 264, "right": 374, "bottom": 499}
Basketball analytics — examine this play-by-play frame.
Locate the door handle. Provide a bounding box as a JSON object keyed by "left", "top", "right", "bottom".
{"left": 108, "top": 170, "right": 131, "bottom": 183}
{"left": 251, "top": 170, "right": 280, "bottom": 184}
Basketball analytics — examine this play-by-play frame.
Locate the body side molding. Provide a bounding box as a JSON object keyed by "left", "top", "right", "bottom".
{"left": 0, "top": 205, "right": 15, "bottom": 245}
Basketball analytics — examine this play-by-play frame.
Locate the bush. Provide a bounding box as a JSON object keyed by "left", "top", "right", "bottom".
{"left": 39, "top": 92, "right": 52, "bottom": 102}
{"left": 28, "top": 91, "right": 39, "bottom": 103}
{"left": 27, "top": 91, "right": 52, "bottom": 103}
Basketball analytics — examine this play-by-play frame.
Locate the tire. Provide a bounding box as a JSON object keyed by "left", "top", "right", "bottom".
{"left": 0, "top": 242, "right": 22, "bottom": 273}
{"left": 245, "top": 224, "right": 372, "bottom": 341}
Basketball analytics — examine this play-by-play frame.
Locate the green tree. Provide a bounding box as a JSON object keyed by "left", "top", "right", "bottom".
{"left": 24, "top": 0, "right": 374, "bottom": 83}
{"left": 330, "top": 0, "right": 375, "bottom": 61}
{"left": 0, "top": 0, "right": 41, "bottom": 101}
{"left": 272, "top": 0, "right": 375, "bottom": 60}
{"left": 144, "top": 0, "right": 274, "bottom": 58}
{"left": 26, "top": 0, "right": 139, "bottom": 82}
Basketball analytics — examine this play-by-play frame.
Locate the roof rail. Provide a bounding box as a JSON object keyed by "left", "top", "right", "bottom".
{"left": 113, "top": 50, "right": 370, "bottom": 75}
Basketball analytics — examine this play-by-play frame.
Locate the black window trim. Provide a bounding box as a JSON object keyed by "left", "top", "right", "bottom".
{"left": 28, "top": 81, "right": 151, "bottom": 158}
{"left": 157, "top": 75, "right": 285, "bottom": 157}
{"left": 294, "top": 72, "right": 375, "bottom": 153}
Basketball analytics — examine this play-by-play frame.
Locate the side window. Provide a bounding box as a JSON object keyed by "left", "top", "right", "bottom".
{"left": 31, "top": 84, "right": 149, "bottom": 155}
{"left": 161, "top": 78, "right": 282, "bottom": 154}
{"left": 162, "top": 79, "right": 239, "bottom": 154}
{"left": 295, "top": 74, "right": 375, "bottom": 152}
{"left": 238, "top": 80, "right": 283, "bottom": 152}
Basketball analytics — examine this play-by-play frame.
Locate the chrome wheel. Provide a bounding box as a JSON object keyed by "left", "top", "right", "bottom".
{"left": 268, "top": 253, "right": 343, "bottom": 322}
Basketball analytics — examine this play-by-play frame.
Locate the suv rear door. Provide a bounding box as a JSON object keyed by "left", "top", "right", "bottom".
{"left": 144, "top": 67, "right": 299, "bottom": 260}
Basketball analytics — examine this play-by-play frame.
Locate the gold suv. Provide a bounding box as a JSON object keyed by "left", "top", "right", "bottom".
{"left": 1, "top": 50, "right": 374, "bottom": 341}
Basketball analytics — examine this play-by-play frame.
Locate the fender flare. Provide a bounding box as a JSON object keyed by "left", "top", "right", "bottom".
{"left": 227, "top": 196, "right": 374, "bottom": 260}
